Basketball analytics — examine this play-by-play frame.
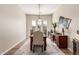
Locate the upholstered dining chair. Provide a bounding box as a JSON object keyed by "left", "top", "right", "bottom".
{"left": 32, "top": 31, "right": 44, "bottom": 52}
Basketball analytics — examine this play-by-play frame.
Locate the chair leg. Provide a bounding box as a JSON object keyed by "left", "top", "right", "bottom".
{"left": 33, "top": 45, "right": 35, "bottom": 53}
{"left": 41, "top": 45, "right": 43, "bottom": 52}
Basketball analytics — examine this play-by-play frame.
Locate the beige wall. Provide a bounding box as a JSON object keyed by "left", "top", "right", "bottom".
{"left": 0, "top": 5, "right": 26, "bottom": 54}
{"left": 53, "top": 4, "right": 79, "bottom": 52}
{"left": 26, "top": 15, "right": 52, "bottom": 37}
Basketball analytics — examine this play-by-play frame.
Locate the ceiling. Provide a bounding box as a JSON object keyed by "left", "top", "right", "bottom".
{"left": 18, "top": 4, "right": 61, "bottom": 15}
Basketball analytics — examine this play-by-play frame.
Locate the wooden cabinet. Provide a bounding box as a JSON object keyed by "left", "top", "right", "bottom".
{"left": 56, "top": 35, "right": 68, "bottom": 48}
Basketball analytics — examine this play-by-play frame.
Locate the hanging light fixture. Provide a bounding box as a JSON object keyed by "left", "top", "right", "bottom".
{"left": 37, "top": 4, "right": 42, "bottom": 26}
{"left": 38, "top": 4, "right": 41, "bottom": 20}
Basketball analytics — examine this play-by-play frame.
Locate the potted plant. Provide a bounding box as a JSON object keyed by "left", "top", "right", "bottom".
{"left": 52, "top": 23, "right": 57, "bottom": 34}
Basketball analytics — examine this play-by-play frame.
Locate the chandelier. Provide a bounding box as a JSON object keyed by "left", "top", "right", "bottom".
{"left": 38, "top": 4, "right": 41, "bottom": 19}
{"left": 37, "top": 4, "right": 42, "bottom": 26}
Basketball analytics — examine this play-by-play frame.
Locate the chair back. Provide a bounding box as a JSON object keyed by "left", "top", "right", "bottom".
{"left": 33, "top": 31, "right": 43, "bottom": 45}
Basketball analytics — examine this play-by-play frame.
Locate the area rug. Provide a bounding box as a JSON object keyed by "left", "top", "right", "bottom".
{"left": 14, "top": 38, "right": 64, "bottom": 55}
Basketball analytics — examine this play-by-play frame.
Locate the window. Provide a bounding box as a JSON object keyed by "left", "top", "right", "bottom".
{"left": 32, "top": 20, "right": 36, "bottom": 26}
{"left": 32, "top": 20, "right": 47, "bottom": 27}
{"left": 43, "top": 20, "right": 47, "bottom": 26}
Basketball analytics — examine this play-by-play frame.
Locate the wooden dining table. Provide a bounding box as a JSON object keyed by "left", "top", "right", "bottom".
{"left": 30, "top": 35, "right": 47, "bottom": 51}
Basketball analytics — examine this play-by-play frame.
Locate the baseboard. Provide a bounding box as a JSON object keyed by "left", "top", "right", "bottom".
{"left": 1, "top": 37, "right": 27, "bottom": 55}
{"left": 68, "top": 48, "right": 73, "bottom": 53}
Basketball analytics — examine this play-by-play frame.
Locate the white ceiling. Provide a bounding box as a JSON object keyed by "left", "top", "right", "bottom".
{"left": 18, "top": 4, "right": 61, "bottom": 15}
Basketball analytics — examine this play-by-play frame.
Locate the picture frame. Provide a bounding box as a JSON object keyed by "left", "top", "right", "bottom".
{"left": 59, "top": 16, "right": 72, "bottom": 29}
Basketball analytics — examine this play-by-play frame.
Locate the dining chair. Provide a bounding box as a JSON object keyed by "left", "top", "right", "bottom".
{"left": 32, "top": 31, "right": 44, "bottom": 52}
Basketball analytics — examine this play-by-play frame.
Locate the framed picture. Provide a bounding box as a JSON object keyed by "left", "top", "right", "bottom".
{"left": 59, "top": 16, "right": 72, "bottom": 29}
